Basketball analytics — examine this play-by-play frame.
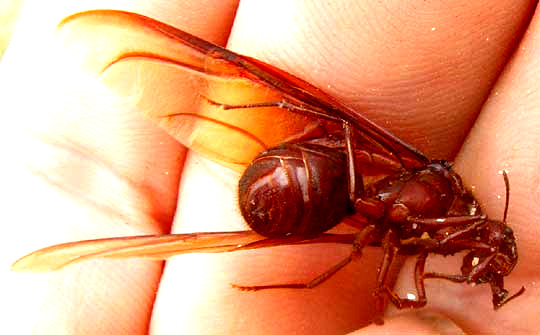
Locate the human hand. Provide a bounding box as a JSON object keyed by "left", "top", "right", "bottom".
{"left": 3, "top": 1, "right": 539, "bottom": 334}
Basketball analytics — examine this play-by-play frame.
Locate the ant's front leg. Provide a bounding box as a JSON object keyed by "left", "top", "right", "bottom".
{"left": 402, "top": 216, "right": 493, "bottom": 254}
{"left": 489, "top": 274, "right": 525, "bottom": 309}
{"left": 423, "top": 268, "right": 526, "bottom": 309}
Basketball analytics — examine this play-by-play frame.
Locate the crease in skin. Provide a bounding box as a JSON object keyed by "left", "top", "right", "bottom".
{"left": 24, "top": 131, "right": 168, "bottom": 230}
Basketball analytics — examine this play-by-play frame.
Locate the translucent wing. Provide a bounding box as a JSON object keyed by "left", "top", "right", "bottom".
{"left": 16, "top": 10, "right": 431, "bottom": 273}
{"left": 11, "top": 231, "right": 355, "bottom": 272}
{"left": 57, "top": 10, "right": 429, "bottom": 172}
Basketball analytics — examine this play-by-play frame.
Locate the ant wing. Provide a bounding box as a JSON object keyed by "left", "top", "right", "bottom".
{"left": 57, "top": 10, "right": 429, "bottom": 172}
{"left": 11, "top": 231, "right": 356, "bottom": 272}
{"left": 11, "top": 231, "right": 262, "bottom": 272}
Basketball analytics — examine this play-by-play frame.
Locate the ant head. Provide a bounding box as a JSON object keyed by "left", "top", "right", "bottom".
{"left": 460, "top": 170, "right": 518, "bottom": 283}
{"left": 460, "top": 170, "right": 524, "bottom": 308}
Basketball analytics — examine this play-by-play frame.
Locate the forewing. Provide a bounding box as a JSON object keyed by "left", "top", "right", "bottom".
{"left": 57, "top": 10, "right": 324, "bottom": 171}
{"left": 56, "top": 10, "right": 429, "bottom": 172}
{"left": 11, "top": 231, "right": 356, "bottom": 272}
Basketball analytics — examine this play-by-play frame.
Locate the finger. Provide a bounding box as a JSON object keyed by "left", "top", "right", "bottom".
{"left": 350, "top": 312, "right": 465, "bottom": 334}
{"left": 230, "top": 0, "right": 535, "bottom": 159}
{"left": 157, "top": 152, "right": 383, "bottom": 334}
{"left": 2, "top": 1, "right": 237, "bottom": 334}
{"left": 155, "top": 1, "right": 536, "bottom": 334}
{"left": 448, "top": 6, "right": 540, "bottom": 334}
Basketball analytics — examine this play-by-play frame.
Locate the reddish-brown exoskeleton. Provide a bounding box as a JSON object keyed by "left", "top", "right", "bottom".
{"left": 11, "top": 10, "right": 524, "bottom": 324}
{"left": 372, "top": 171, "right": 524, "bottom": 314}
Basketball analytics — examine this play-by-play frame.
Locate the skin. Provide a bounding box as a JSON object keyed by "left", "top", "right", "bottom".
{"left": 2, "top": 0, "right": 539, "bottom": 334}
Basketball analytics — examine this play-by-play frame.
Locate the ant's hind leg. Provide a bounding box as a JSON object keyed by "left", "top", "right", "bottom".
{"left": 232, "top": 225, "right": 377, "bottom": 291}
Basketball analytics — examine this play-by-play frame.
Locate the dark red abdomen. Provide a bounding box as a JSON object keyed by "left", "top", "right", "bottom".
{"left": 239, "top": 142, "right": 352, "bottom": 237}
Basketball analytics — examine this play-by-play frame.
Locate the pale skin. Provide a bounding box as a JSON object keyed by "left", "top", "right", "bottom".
{"left": 2, "top": 0, "right": 540, "bottom": 334}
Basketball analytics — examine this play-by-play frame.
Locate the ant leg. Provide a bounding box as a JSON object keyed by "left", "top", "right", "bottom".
{"left": 403, "top": 218, "right": 493, "bottom": 252}
{"left": 423, "top": 272, "right": 467, "bottom": 283}
{"left": 370, "top": 230, "right": 400, "bottom": 324}
{"left": 200, "top": 96, "right": 413, "bottom": 168}
{"left": 375, "top": 251, "right": 429, "bottom": 311}
{"left": 232, "top": 225, "right": 377, "bottom": 291}
{"left": 489, "top": 274, "right": 525, "bottom": 309}
{"left": 460, "top": 253, "right": 525, "bottom": 308}
{"left": 407, "top": 215, "right": 486, "bottom": 232}
{"left": 423, "top": 272, "right": 525, "bottom": 309}
{"left": 198, "top": 95, "right": 342, "bottom": 122}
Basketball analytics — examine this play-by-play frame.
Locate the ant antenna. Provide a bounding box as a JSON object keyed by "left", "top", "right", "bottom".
{"left": 500, "top": 170, "right": 510, "bottom": 222}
